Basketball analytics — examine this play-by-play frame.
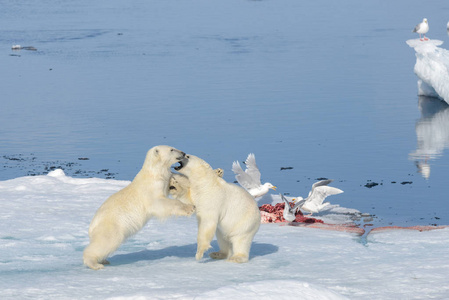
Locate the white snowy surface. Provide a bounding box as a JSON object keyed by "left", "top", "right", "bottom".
{"left": 1, "top": 170, "right": 448, "bottom": 299}
{"left": 407, "top": 39, "right": 449, "bottom": 103}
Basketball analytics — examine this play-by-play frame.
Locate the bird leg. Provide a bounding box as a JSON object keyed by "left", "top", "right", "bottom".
{"left": 423, "top": 34, "right": 428, "bottom": 41}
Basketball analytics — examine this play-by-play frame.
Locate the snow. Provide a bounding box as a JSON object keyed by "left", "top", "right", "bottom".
{"left": 1, "top": 170, "right": 449, "bottom": 299}
{"left": 407, "top": 39, "right": 449, "bottom": 104}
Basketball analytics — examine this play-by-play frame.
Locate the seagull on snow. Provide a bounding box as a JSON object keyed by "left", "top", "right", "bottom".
{"left": 281, "top": 194, "right": 296, "bottom": 222}
{"left": 232, "top": 153, "right": 276, "bottom": 198}
{"left": 413, "top": 18, "right": 429, "bottom": 41}
{"left": 292, "top": 180, "right": 343, "bottom": 216}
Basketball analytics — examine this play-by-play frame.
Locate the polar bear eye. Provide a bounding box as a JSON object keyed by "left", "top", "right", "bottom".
{"left": 171, "top": 149, "right": 174, "bottom": 152}
{"left": 186, "top": 155, "right": 190, "bottom": 159}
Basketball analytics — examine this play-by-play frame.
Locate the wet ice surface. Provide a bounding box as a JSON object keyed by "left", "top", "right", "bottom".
{"left": 1, "top": 1, "right": 449, "bottom": 229}
{"left": 0, "top": 171, "right": 448, "bottom": 299}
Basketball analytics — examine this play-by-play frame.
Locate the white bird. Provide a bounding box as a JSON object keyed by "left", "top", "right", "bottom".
{"left": 413, "top": 18, "right": 429, "bottom": 41}
{"left": 292, "top": 180, "right": 343, "bottom": 216}
{"left": 281, "top": 194, "right": 296, "bottom": 222}
{"left": 232, "top": 153, "right": 277, "bottom": 198}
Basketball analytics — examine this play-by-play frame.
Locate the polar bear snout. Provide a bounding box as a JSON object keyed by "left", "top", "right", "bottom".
{"left": 171, "top": 148, "right": 186, "bottom": 160}
{"left": 177, "top": 152, "right": 186, "bottom": 160}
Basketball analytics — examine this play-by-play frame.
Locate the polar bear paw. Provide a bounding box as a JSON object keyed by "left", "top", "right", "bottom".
{"left": 228, "top": 254, "right": 249, "bottom": 263}
{"left": 84, "top": 260, "right": 105, "bottom": 270}
{"left": 184, "top": 204, "right": 196, "bottom": 216}
{"left": 209, "top": 252, "right": 227, "bottom": 260}
{"left": 195, "top": 251, "right": 204, "bottom": 261}
{"left": 195, "top": 243, "right": 212, "bottom": 261}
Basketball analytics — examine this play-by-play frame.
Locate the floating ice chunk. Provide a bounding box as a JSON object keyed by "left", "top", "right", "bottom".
{"left": 11, "top": 45, "right": 37, "bottom": 51}
{"left": 407, "top": 39, "right": 449, "bottom": 104}
{"left": 47, "top": 169, "right": 66, "bottom": 177}
{"left": 417, "top": 79, "right": 439, "bottom": 98}
{"left": 406, "top": 39, "right": 443, "bottom": 50}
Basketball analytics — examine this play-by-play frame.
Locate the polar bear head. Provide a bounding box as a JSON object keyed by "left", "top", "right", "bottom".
{"left": 142, "top": 145, "right": 186, "bottom": 172}
{"left": 176, "top": 154, "right": 218, "bottom": 179}
{"left": 169, "top": 167, "right": 224, "bottom": 205}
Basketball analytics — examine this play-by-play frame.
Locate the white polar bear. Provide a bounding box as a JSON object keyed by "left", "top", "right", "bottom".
{"left": 83, "top": 145, "right": 195, "bottom": 270}
{"left": 177, "top": 155, "right": 261, "bottom": 263}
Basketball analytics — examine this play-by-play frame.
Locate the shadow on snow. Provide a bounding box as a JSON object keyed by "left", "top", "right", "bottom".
{"left": 109, "top": 242, "right": 278, "bottom": 266}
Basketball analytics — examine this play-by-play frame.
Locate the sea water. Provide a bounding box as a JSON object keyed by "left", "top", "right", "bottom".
{"left": 1, "top": 0, "right": 449, "bottom": 227}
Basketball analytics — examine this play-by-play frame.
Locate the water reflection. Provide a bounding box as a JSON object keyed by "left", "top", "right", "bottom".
{"left": 410, "top": 96, "right": 449, "bottom": 179}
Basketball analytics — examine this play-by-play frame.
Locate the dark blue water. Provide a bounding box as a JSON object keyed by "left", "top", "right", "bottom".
{"left": 1, "top": 0, "right": 449, "bottom": 227}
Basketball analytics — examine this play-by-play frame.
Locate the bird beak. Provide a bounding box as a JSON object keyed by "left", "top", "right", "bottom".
{"left": 292, "top": 198, "right": 297, "bottom": 203}
{"left": 271, "top": 186, "right": 277, "bottom": 191}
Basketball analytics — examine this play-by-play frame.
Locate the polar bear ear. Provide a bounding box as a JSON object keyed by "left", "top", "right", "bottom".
{"left": 152, "top": 147, "right": 161, "bottom": 162}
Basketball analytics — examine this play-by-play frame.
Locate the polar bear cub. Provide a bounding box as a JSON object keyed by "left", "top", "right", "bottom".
{"left": 83, "top": 145, "right": 195, "bottom": 270}
{"left": 177, "top": 155, "right": 261, "bottom": 263}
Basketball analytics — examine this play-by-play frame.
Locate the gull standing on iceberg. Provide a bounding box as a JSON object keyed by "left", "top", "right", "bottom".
{"left": 292, "top": 180, "right": 343, "bottom": 216}
{"left": 413, "top": 18, "right": 429, "bottom": 41}
{"left": 232, "top": 153, "right": 276, "bottom": 198}
{"left": 281, "top": 194, "right": 296, "bottom": 222}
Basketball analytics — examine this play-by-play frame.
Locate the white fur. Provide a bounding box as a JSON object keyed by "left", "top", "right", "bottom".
{"left": 178, "top": 155, "right": 260, "bottom": 263}
{"left": 169, "top": 173, "right": 193, "bottom": 205}
{"left": 83, "top": 145, "right": 195, "bottom": 270}
{"left": 169, "top": 168, "right": 223, "bottom": 206}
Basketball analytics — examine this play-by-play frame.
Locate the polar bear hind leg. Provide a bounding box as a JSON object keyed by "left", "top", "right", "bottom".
{"left": 83, "top": 225, "right": 125, "bottom": 270}
{"left": 227, "top": 234, "right": 255, "bottom": 263}
{"left": 209, "top": 230, "right": 230, "bottom": 260}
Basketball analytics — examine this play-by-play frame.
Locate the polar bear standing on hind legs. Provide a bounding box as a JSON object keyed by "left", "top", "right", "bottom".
{"left": 83, "top": 145, "right": 195, "bottom": 270}
{"left": 177, "top": 154, "right": 261, "bottom": 263}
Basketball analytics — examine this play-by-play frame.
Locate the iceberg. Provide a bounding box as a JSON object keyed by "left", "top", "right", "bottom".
{"left": 407, "top": 39, "right": 449, "bottom": 104}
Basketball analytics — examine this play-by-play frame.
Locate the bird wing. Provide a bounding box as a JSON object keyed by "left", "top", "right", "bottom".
{"left": 292, "top": 198, "right": 306, "bottom": 212}
{"left": 232, "top": 160, "right": 259, "bottom": 190}
{"left": 306, "top": 186, "right": 343, "bottom": 206}
{"left": 311, "top": 179, "right": 333, "bottom": 190}
{"left": 244, "top": 153, "right": 262, "bottom": 186}
{"left": 413, "top": 23, "right": 421, "bottom": 33}
{"left": 281, "top": 194, "right": 293, "bottom": 214}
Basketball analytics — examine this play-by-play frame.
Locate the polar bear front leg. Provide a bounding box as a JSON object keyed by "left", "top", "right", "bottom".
{"left": 153, "top": 197, "right": 195, "bottom": 218}
{"left": 195, "top": 217, "right": 217, "bottom": 260}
